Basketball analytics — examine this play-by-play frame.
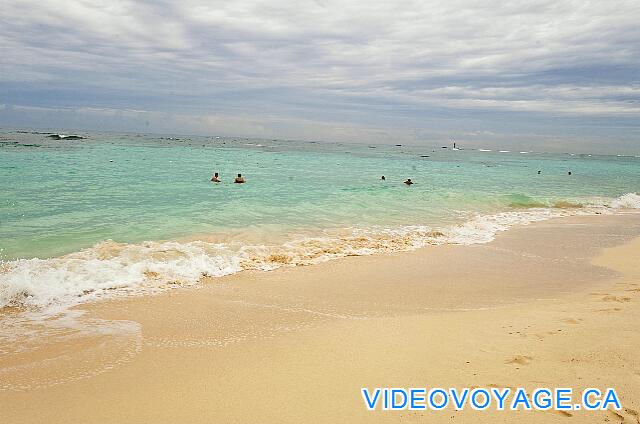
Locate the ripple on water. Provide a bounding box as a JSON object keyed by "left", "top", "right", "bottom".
{"left": 0, "top": 310, "right": 142, "bottom": 391}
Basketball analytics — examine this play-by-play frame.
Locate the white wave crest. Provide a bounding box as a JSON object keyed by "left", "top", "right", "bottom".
{"left": 1, "top": 193, "right": 638, "bottom": 312}
{"left": 609, "top": 192, "right": 640, "bottom": 209}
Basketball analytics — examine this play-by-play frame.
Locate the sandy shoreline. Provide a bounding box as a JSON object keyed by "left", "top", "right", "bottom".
{"left": 2, "top": 212, "right": 640, "bottom": 423}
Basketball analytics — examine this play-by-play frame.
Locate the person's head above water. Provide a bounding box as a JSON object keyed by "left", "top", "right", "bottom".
{"left": 381, "top": 175, "right": 385, "bottom": 180}
{"left": 237, "top": 173, "right": 242, "bottom": 178}
{"left": 215, "top": 172, "right": 219, "bottom": 177}
{"left": 404, "top": 178, "right": 413, "bottom": 185}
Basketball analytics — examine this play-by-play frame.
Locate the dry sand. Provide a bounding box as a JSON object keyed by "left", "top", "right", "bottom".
{"left": 1, "top": 212, "right": 640, "bottom": 423}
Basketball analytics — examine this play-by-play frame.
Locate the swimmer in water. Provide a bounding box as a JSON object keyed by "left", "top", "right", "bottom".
{"left": 568, "top": 171, "right": 572, "bottom": 176}
{"left": 404, "top": 178, "right": 413, "bottom": 186}
{"left": 381, "top": 175, "right": 386, "bottom": 180}
{"left": 537, "top": 170, "right": 541, "bottom": 175}
{"left": 211, "top": 172, "right": 221, "bottom": 182}
{"left": 234, "top": 173, "right": 245, "bottom": 183}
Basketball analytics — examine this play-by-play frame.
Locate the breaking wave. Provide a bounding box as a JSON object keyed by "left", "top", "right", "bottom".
{"left": 609, "top": 192, "right": 640, "bottom": 209}
{"left": 1, "top": 193, "right": 639, "bottom": 312}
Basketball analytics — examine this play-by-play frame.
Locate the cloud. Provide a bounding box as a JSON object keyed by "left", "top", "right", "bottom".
{"left": 1, "top": 0, "right": 639, "bottom": 149}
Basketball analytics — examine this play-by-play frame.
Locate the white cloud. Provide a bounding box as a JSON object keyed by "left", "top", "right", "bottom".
{"left": 1, "top": 0, "right": 639, "bottom": 144}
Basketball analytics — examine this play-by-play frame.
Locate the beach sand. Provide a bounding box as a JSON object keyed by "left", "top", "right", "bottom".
{"left": 2, "top": 213, "right": 640, "bottom": 423}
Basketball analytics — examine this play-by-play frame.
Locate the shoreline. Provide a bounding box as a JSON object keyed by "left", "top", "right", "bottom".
{"left": 2, "top": 196, "right": 639, "bottom": 312}
{"left": 1, "top": 212, "right": 640, "bottom": 423}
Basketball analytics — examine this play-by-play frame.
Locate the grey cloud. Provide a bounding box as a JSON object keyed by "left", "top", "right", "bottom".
{"left": 1, "top": 0, "right": 639, "bottom": 150}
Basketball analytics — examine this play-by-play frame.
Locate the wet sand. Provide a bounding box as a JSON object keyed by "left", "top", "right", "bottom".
{"left": 1, "top": 212, "right": 640, "bottom": 423}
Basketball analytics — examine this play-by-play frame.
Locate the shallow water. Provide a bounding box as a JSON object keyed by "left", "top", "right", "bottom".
{"left": 1, "top": 129, "right": 640, "bottom": 310}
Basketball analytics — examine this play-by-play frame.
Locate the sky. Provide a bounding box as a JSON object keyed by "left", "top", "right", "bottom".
{"left": 1, "top": 0, "right": 639, "bottom": 153}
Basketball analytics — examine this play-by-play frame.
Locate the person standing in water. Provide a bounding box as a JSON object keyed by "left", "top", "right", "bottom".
{"left": 234, "top": 173, "right": 246, "bottom": 183}
{"left": 404, "top": 178, "right": 413, "bottom": 185}
{"left": 211, "top": 172, "right": 221, "bottom": 182}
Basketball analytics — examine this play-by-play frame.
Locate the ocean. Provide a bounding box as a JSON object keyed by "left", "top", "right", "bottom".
{"left": 1, "top": 129, "right": 640, "bottom": 311}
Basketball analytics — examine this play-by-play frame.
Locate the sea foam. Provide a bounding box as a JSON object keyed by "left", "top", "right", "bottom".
{"left": 609, "top": 192, "right": 640, "bottom": 209}
{"left": 1, "top": 193, "right": 638, "bottom": 312}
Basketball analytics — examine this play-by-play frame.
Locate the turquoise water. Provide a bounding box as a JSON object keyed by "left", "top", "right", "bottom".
{"left": 1, "top": 129, "right": 639, "bottom": 309}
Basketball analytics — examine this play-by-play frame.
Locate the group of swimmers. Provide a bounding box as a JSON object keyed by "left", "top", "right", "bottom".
{"left": 215, "top": 171, "right": 569, "bottom": 185}
{"left": 380, "top": 175, "right": 413, "bottom": 185}
{"left": 212, "top": 172, "right": 412, "bottom": 185}
{"left": 211, "top": 172, "right": 245, "bottom": 183}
